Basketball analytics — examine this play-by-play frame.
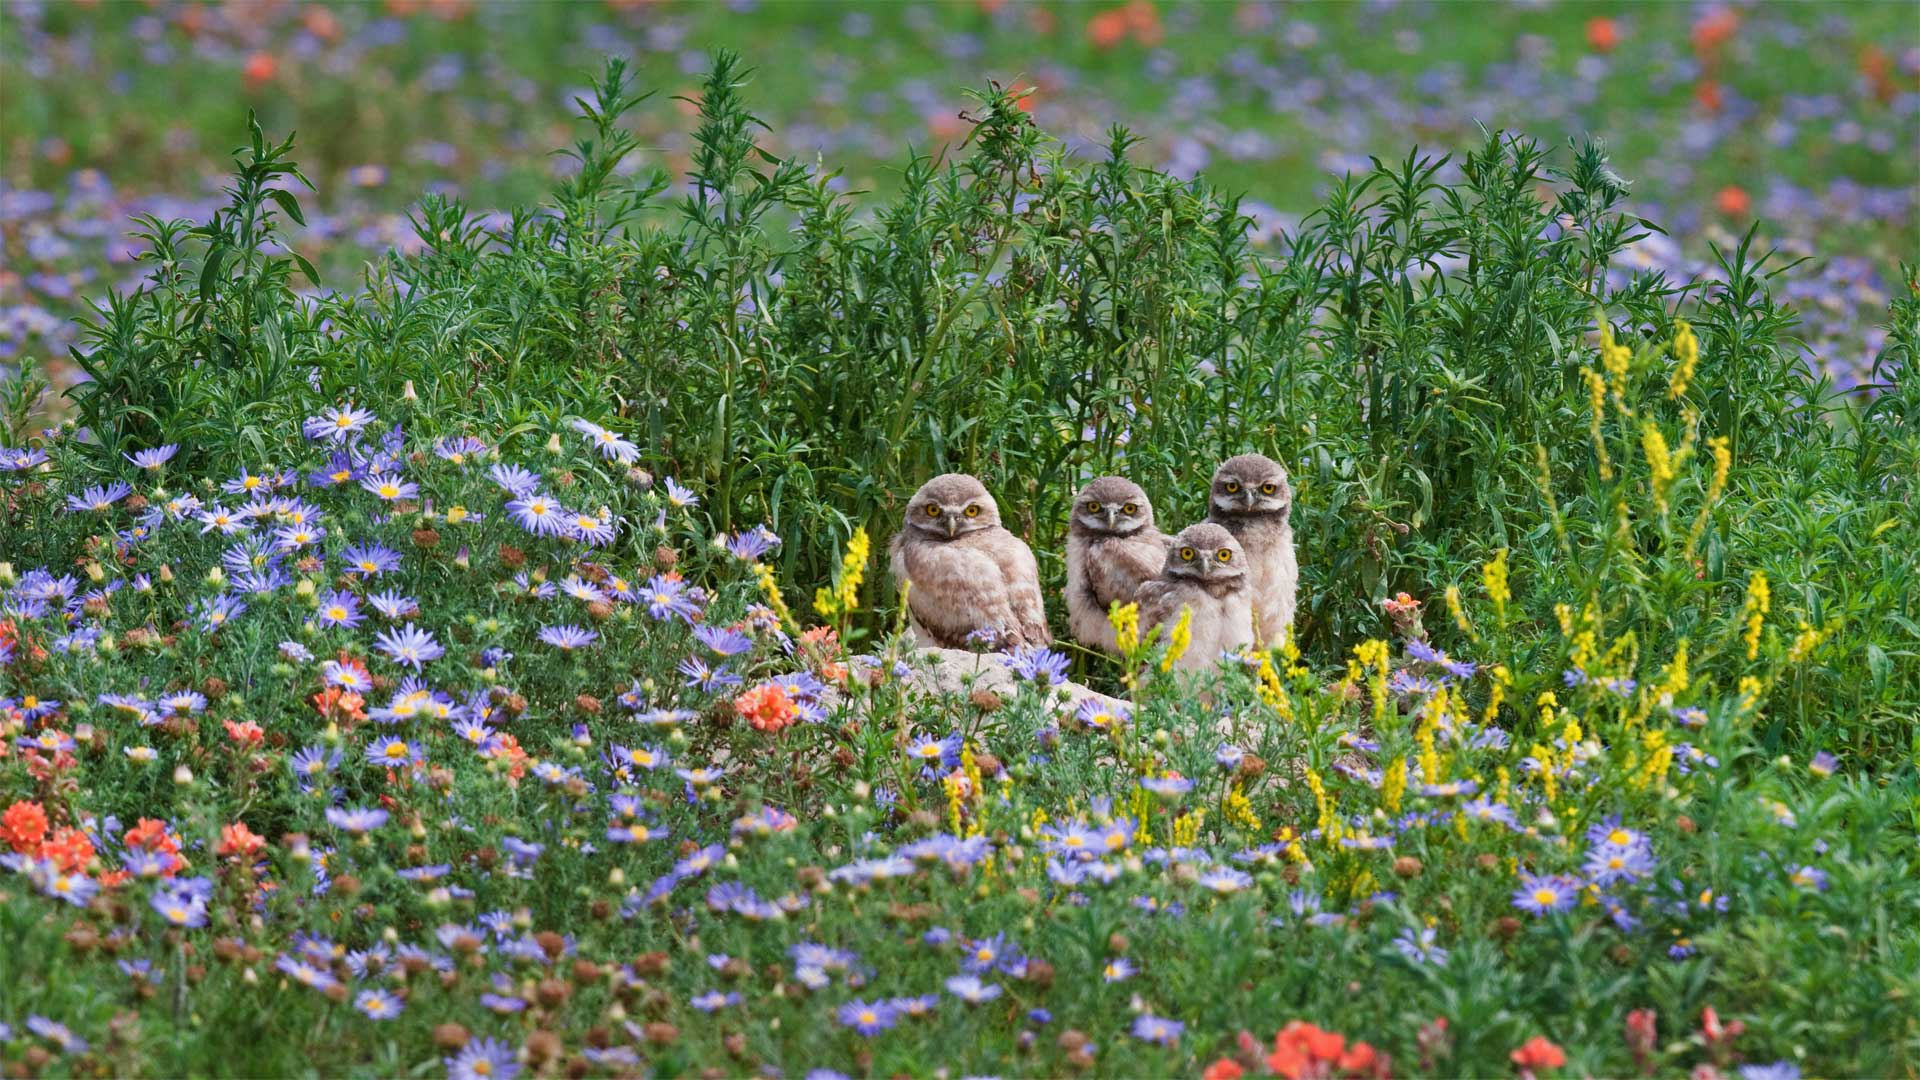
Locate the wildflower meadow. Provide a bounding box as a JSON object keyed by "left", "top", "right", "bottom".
{"left": 2, "top": 5, "right": 1919, "bottom": 1079}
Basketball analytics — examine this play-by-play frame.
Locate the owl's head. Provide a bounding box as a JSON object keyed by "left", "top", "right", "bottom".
{"left": 1209, "top": 453, "right": 1291, "bottom": 520}
{"left": 1164, "top": 523, "right": 1247, "bottom": 584}
{"left": 1071, "top": 475, "right": 1155, "bottom": 538}
{"left": 905, "top": 473, "right": 1001, "bottom": 540}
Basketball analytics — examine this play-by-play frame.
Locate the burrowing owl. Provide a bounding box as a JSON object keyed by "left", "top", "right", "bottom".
{"left": 1135, "top": 522, "right": 1254, "bottom": 672}
{"left": 888, "top": 473, "right": 1051, "bottom": 649}
{"left": 1204, "top": 453, "right": 1297, "bottom": 645}
{"left": 1064, "top": 475, "right": 1172, "bottom": 653}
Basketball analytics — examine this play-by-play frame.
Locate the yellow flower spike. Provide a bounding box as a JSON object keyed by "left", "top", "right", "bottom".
{"left": 1530, "top": 743, "right": 1558, "bottom": 806}
{"left": 1688, "top": 436, "right": 1732, "bottom": 558}
{"left": 1109, "top": 601, "right": 1141, "bottom": 656}
{"left": 812, "top": 527, "right": 871, "bottom": 619}
{"left": 1495, "top": 766, "right": 1513, "bottom": 807}
{"left": 1418, "top": 700, "right": 1443, "bottom": 786}
{"left": 1482, "top": 666, "right": 1510, "bottom": 725}
{"left": 753, "top": 561, "right": 796, "bottom": 633}
{"left": 1159, "top": 606, "right": 1192, "bottom": 673}
{"left": 1600, "top": 322, "right": 1635, "bottom": 413}
{"left": 1482, "top": 549, "right": 1510, "bottom": 628}
{"left": 1445, "top": 583, "right": 1477, "bottom": 642}
{"left": 1224, "top": 785, "right": 1262, "bottom": 834}
{"left": 1256, "top": 653, "right": 1294, "bottom": 721}
{"left": 1583, "top": 368, "right": 1614, "bottom": 480}
{"left": 1669, "top": 319, "right": 1699, "bottom": 399}
{"left": 1305, "top": 769, "right": 1339, "bottom": 846}
{"left": 1741, "top": 571, "right": 1771, "bottom": 661}
{"left": 1381, "top": 756, "right": 1407, "bottom": 815}
{"left": 1786, "top": 620, "right": 1833, "bottom": 665}
{"left": 1641, "top": 422, "right": 1676, "bottom": 517}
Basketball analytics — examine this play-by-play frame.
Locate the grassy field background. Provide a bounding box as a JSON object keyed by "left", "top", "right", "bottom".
{"left": 3, "top": 0, "right": 1916, "bottom": 395}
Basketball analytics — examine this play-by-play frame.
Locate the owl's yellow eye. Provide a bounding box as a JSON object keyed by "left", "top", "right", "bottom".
{"left": 1224, "top": 481, "right": 1240, "bottom": 494}
{"left": 925, "top": 505, "right": 941, "bottom": 517}
{"left": 1216, "top": 549, "right": 1233, "bottom": 562}
{"left": 1122, "top": 503, "right": 1138, "bottom": 514}
{"left": 1179, "top": 547, "right": 1195, "bottom": 561}
{"left": 1261, "top": 482, "right": 1277, "bottom": 495}
{"left": 1085, "top": 502, "right": 1102, "bottom": 514}
{"left": 964, "top": 505, "right": 980, "bottom": 518}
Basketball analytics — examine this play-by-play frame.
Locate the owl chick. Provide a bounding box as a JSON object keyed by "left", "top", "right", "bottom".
{"left": 1204, "top": 453, "right": 1298, "bottom": 645}
{"left": 1065, "top": 476, "right": 1173, "bottom": 653}
{"left": 888, "top": 473, "right": 1051, "bottom": 649}
{"left": 1136, "top": 523, "right": 1254, "bottom": 672}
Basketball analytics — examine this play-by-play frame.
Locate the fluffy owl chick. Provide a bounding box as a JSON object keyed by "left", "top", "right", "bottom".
{"left": 888, "top": 473, "right": 1051, "bottom": 649}
{"left": 1065, "top": 476, "right": 1174, "bottom": 653}
{"left": 1204, "top": 453, "right": 1297, "bottom": 645}
{"left": 1136, "top": 523, "right": 1255, "bottom": 671}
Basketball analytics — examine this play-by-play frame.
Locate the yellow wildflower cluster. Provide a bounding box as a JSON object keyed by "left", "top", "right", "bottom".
{"left": 1482, "top": 548, "right": 1510, "bottom": 626}
{"left": 1669, "top": 319, "right": 1699, "bottom": 399}
{"left": 1381, "top": 755, "right": 1407, "bottom": 814}
{"left": 1305, "top": 768, "right": 1340, "bottom": 845}
{"left": 812, "top": 527, "right": 870, "bottom": 619}
{"left": 1223, "top": 784, "right": 1262, "bottom": 833}
{"left": 1109, "top": 601, "right": 1140, "bottom": 655}
{"left": 1530, "top": 742, "right": 1558, "bottom": 806}
{"left": 1583, "top": 367, "right": 1614, "bottom": 480}
{"left": 753, "top": 561, "right": 795, "bottom": 631}
{"left": 1445, "top": 583, "right": 1476, "bottom": 641}
{"left": 1170, "top": 810, "right": 1203, "bottom": 847}
{"left": 1689, "top": 436, "right": 1732, "bottom": 556}
{"left": 1631, "top": 728, "right": 1672, "bottom": 792}
{"left": 1786, "top": 620, "right": 1832, "bottom": 665}
{"left": 1600, "top": 322, "right": 1633, "bottom": 401}
{"left": 1255, "top": 652, "right": 1294, "bottom": 721}
{"left": 1641, "top": 422, "right": 1676, "bottom": 516}
{"left": 1482, "top": 665, "right": 1510, "bottom": 725}
{"left": 1353, "top": 639, "right": 1391, "bottom": 723}
{"left": 1741, "top": 571, "right": 1770, "bottom": 661}
{"left": 1128, "top": 786, "right": 1154, "bottom": 846}
{"left": 1736, "top": 675, "right": 1766, "bottom": 717}
{"left": 1417, "top": 695, "right": 1444, "bottom": 785}
{"left": 1159, "top": 607, "right": 1193, "bottom": 672}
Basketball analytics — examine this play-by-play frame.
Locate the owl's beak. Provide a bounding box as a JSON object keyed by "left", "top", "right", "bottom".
{"left": 944, "top": 516, "right": 959, "bottom": 539}
{"left": 1103, "top": 508, "right": 1119, "bottom": 529}
{"left": 1242, "top": 490, "right": 1257, "bottom": 510}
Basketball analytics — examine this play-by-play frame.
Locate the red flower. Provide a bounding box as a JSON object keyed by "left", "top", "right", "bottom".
{"left": 734, "top": 682, "right": 797, "bottom": 733}
{"left": 1585, "top": 17, "right": 1619, "bottom": 53}
{"left": 1202, "top": 1059, "right": 1245, "bottom": 1080}
{"left": 223, "top": 718, "right": 265, "bottom": 745}
{"left": 41, "top": 827, "right": 95, "bottom": 873}
{"left": 1511, "top": 1035, "right": 1566, "bottom": 1073}
{"left": 217, "top": 822, "right": 266, "bottom": 858}
{"left": 0, "top": 800, "right": 48, "bottom": 854}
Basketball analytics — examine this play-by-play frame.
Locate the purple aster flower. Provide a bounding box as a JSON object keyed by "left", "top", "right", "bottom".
{"left": 1512, "top": 873, "right": 1580, "bottom": 915}
{"left": 692, "top": 624, "right": 754, "bottom": 656}
{"left": 691, "top": 990, "right": 741, "bottom": 1012}
{"left": 354, "top": 988, "right": 404, "bottom": 1019}
{"left": 571, "top": 419, "right": 640, "bottom": 463}
{"left": 445, "top": 1037, "right": 521, "bottom": 1080}
{"left": 724, "top": 526, "right": 780, "bottom": 560}
{"left": 361, "top": 473, "right": 419, "bottom": 502}
{"left": 25, "top": 1016, "right": 87, "bottom": 1054}
{"left": 538, "top": 624, "right": 599, "bottom": 651}
{"left": 125, "top": 444, "right": 178, "bottom": 470}
{"left": 1393, "top": 926, "right": 1449, "bottom": 966}
{"left": 193, "top": 594, "right": 247, "bottom": 632}
{"left": 643, "top": 575, "right": 698, "bottom": 622}
{"left": 663, "top": 477, "right": 698, "bottom": 509}
{"left": 1787, "top": 864, "right": 1829, "bottom": 891}
{"left": 1197, "top": 866, "right": 1253, "bottom": 894}
{"left": 835, "top": 998, "right": 896, "bottom": 1036}
{"left": 1004, "top": 645, "right": 1070, "bottom": 685}
{"left": 1130, "top": 1014, "right": 1184, "bottom": 1046}
{"left": 1808, "top": 751, "right": 1838, "bottom": 777}
{"left": 433, "top": 436, "right": 487, "bottom": 463}
{"left": 945, "top": 974, "right": 1002, "bottom": 1004}
{"left": 304, "top": 405, "right": 376, "bottom": 442}
{"left": 315, "top": 590, "right": 363, "bottom": 629}
{"left": 506, "top": 493, "right": 567, "bottom": 537}
{"left": 374, "top": 625, "right": 443, "bottom": 670}
{"left": 488, "top": 463, "right": 541, "bottom": 496}
{"left": 65, "top": 481, "right": 131, "bottom": 513}
{"left": 341, "top": 542, "right": 402, "bottom": 577}
{"left": 364, "top": 737, "right": 417, "bottom": 768}
{"left": 326, "top": 806, "right": 390, "bottom": 834}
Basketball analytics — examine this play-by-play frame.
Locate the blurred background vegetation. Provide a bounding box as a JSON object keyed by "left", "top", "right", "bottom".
{"left": 3, "top": 1, "right": 1916, "bottom": 388}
